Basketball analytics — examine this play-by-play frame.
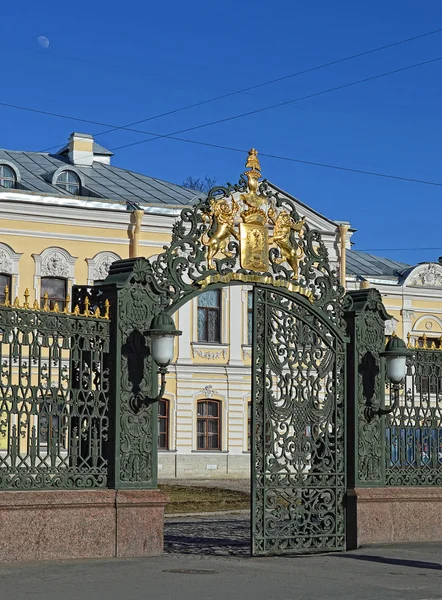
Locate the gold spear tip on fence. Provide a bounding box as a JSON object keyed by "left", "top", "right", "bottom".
{"left": 3, "top": 285, "right": 10, "bottom": 307}
{"left": 23, "top": 288, "right": 30, "bottom": 309}
{"left": 104, "top": 298, "right": 110, "bottom": 319}
{"left": 64, "top": 294, "right": 71, "bottom": 314}
{"left": 13, "top": 296, "right": 20, "bottom": 308}
{"left": 43, "top": 292, "right": 49, "bottom": 312}
{"left": 83, "top": 296, "right": 90, "bottom": 317}
{"left": 407, "top": 332, "right": 411, "bottom": 348}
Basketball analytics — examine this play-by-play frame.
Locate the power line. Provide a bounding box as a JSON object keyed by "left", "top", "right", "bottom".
{"left": 356, "top": 247, "right": 442, "bottom": 252}
{"left": 2, "top": 95, "right": 442, "bottom": 189}
{"left": 3, "top": 51, "right": 442, "bottom": 188}
{"left": 109, "top": 54, "right": 442, "bottom": 151}
{"left": 39, "top": 26, "right": 442, "bottom": 152}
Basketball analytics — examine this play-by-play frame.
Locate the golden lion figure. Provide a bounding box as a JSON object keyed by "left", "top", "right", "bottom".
{"left": 202, "top": 198, "right": 239, "bottom": 269}
{"left": 268, "top": 206, "right": 306, "bottom": 277}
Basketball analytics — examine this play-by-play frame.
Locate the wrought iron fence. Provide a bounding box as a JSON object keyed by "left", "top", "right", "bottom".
{"left": 0, "top": 289, "right": 110, "bottom": 489}
{"left": 385, "top": 346, "right": 442, "bottom": 485}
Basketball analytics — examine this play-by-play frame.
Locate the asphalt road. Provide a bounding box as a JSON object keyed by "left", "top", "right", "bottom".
{"left": 1, "top": 515, "right": 442, "bottom": 600}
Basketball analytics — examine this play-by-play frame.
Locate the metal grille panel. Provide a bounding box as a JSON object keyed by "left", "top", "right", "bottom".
{"left": 0, "top": 306, "right": 110, "bottom": 489}
{"left": 386, "top": 349, "right": 442, "bottom": 485}
{"left": 252, "top": 287, "right": 346, "bottom": 555}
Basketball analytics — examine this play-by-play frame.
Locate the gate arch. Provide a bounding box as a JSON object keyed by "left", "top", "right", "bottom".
{"left": 96, "top": 149, "right": 347, "bottom": 555}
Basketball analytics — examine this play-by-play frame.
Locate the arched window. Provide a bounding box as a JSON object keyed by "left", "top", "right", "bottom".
{"left": 197, "top": 290, "right": 221, "bottom": 343}
{"left": 55, "top": 171, "right": 81, "bottom": 195}
{"left": 158, "top": 399, "right": 169, "bottom": 450}
{"left": 40, "top": 277, "right": 67, "bottom": 311}
{"left": 0, "top": 165, "right": 16, "bottom": 189}
{"left": 197, "top": 399, "right": 221, "bottom": 450}
{"left": 0, "top": 274, "right": 11, "bottom": 304}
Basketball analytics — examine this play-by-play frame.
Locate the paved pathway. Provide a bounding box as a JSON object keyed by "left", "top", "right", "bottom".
{"left": 165, "top": 513, "right": 250, "bottom": 556}
{"left": 2, "top": 537, "right": 442, "bottom": 600}
{"left": 2, "top": 507, "right": 442, "bottom": 600}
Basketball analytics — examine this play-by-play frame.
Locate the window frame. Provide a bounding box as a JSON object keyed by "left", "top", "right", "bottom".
{"left": 55, "top": 170, "right": 81, "bottom": 196}
{"left": 247, "top": 291, "right": 253, "bottom": 345}
{"left": 0, "top": 273, "right": 12, "bottom": 304}
{"left": 158, "top": 398, "right": 170, "bottom": 451}
{"left": 197, "top": 399, "right": 221, "bottom": 451}
{"left": 40, "top": 276, "right": 67, "bottom": 311}
{"left": 247, "top": 401, "right": 252, "bottom": 452}
{"left": 0, "top": 163, "right": 17, "bottom": 190}
{"left": 197, "top": 290, "right": 221, "bottom": 343}
{"left": 0, "top": 165, "right": 16, "bottom": 189}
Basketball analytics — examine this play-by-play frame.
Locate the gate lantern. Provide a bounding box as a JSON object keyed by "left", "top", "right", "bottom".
{"left": 366, "top": 334, "right": 412, "bottom": 422}
{"left": 381, "top": 334, "right": 411, "bottom": 384}
{"left": 145, "top": 312, "right": 181, "bottom": 403}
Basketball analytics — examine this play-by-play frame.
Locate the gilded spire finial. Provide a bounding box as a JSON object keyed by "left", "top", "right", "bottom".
{"left": 407, "top": 332, "right": 411, "bottom": 348}
{"left": 23, "top": 289, "right": 30, "bottom": 309}
{"left": 245, "top": 148, "right": 261, "bottom": 176}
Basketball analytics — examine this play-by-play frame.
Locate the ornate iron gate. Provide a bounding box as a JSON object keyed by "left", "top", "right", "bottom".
{"left": 252, "top": 286, "right": 346, "bottom": 555}
{"left": 85, "top": 147, "right": 348, "bottom": 553}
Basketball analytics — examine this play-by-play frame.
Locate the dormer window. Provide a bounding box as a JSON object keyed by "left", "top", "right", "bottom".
{"left": 56, "top": 170, "right": 80, "bottom": 195}
{"left": 0, "top": 165, "right": 16, "bottom": 189}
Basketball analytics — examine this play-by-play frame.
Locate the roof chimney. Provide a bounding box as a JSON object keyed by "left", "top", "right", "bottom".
{"left": 68, "top": 132, "right": 94, "bottom": 166}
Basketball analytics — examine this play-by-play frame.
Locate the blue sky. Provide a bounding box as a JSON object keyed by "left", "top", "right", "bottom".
{"left": 2, "top": 1, "right": 442, "bottom": 265}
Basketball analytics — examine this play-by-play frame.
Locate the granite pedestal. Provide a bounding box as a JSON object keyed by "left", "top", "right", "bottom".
{"left": 347, "top": 487, "right": 442, "bottom": 548}
{"left": 0, "top": 489, "right": 169, "bottom": 562}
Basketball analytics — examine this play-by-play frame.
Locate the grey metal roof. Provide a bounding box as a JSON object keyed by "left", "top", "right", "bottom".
{"left": 0, "top": 148, "right": 205, "bottom": 207}
{"left": 347, "top": 250, "right": 410, "bottom": 278}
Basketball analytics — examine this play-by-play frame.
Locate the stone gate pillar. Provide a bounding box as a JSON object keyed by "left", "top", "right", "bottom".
{"left": 80, "top": 257, "right": 169, "bottom": 556}
{"left": 344, "top": 289, "right": 389, "bottom": 549}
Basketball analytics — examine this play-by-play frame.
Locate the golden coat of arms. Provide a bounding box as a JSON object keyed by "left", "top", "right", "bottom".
{"left": 202, "top": 149, "right": 306, "bottom": 278}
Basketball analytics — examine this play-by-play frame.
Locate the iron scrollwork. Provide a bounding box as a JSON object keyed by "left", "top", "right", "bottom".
{"left": 252, "top": 287, "right": 346, "bottom": 555}
{"left": 385, "top": 348, "right": 442, "bottom": 486}
{"left": 103, "top": 149, "right": 348, "bottom": 524}
{"left": 0, "top": 304, "right": 110, "bottom": 490}
{"left": 345, "top": 289, "right": 390, "bottom": 485}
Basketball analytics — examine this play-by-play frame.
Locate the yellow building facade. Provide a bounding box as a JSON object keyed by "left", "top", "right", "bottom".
{"left": 1, "top": 132, "right": 441, "bottom": 478}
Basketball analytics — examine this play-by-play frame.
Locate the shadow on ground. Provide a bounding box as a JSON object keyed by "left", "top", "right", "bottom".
{"left": 334, "top": 553, "right": 442, "bottom": 571}
{"left": 164, "top": 516, "right": 251, "bottom": 556}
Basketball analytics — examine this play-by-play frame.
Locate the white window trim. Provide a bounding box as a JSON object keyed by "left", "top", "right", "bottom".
{"left": 0, "top": 242, "right": 22, "bottom": 298}
{"left": 86, "top": 251, "right": 121, "bottom": 285}
{"left": 32, "top": 247, "right": 77, "bottom": 301}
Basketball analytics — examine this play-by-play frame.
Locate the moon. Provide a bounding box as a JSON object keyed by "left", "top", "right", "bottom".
{"left": 37, "top": 36, "right": 50, "bottom": 49}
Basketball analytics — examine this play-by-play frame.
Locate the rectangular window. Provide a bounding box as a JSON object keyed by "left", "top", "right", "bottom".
{"left": 197, "top": 400, "right": 221, "bottom": 450}
{"left": 197, "top": 290, "right": 221, "bottom": 343}
{"left": 0, "top": 274, "right": 11, "bottom": 304}
{"left": 158, "top": 399, "right": 169, "bottom": 450}
{"left": 41, "top": 277, "right": 67, "bottom": 311}
{"left": 247, "top": 291, "right": 253, "bottom": 345}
